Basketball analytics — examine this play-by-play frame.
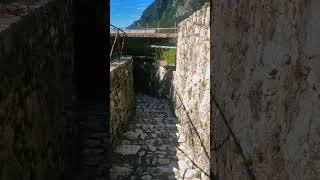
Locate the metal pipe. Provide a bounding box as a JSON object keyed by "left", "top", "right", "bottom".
{"left": 110, "top": 30, "right": 119, "bottom": 59}
{"left": 110, "top": 24, "right": 127, "bottom": 35}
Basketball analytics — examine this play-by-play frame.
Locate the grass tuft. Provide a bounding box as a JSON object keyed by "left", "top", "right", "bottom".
{"left": 195, "top": 169, "right": 201, "bottom": 178}
{"left": 161, "top": 49, "right": 176, "bottom": 65}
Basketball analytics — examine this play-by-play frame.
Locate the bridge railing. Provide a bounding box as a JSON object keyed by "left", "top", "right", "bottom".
{"left": 110, "top": 27, "right": 178, "bottom": 34}
{"left": 110, "top": 24, "right": 127, "bottom": 61}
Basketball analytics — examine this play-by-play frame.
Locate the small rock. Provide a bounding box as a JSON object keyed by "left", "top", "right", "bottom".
{"left": 123, "top": 131, "right": 139, "bottom": 139}
{"left": 140, "top": 133, "right": 147, "bottom": 139}
{"left": 157, "top": 138, "right": 164, "bottom": 144}
{"left": 141, "top": 174, "right": 152, "bottom": 180}
{"left": 158, "top": 166, "right": 170, "bottom": 174}
{"left": 158, "top": 158, "right": 170, "bottom": 165}
{"left": 156, "top": 151, "right": 167, "bottom": 155}
{"left": 136, "top": 129, "right": 143, "bottom": 134}
{"left": 149, "top": 145, "right": 157, "bottom": 151}
{"left": 157, "top": 154, "right": 165, "bottom": 158}
{"left": 115, "top": 145, "right": 141, "bottom": 155}
{"left": 138, "top": 150, "right": 145, "bottom": 156}
{"left": 159, "top": 145, "right": 167, "bottom": 150}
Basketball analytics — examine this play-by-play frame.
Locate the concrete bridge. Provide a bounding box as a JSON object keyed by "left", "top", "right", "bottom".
{"left": 110, "top": 28, "right": 178, "bottom": 38}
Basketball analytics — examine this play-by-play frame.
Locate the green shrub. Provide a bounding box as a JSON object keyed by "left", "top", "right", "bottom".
{"left": 160, "top": 49, "right": 176, "bottom": 65}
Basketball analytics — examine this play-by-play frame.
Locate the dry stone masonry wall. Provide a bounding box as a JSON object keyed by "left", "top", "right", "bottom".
{"left": 0, "top": 0, "right": 77, "bottom": 179}
{"left": 133, "top": 58, "right": 175, "bottom": 98}
{"left": 157, "top": 62, "right": 175, "bottom": 98}
{"left": 110, "top": 57, "right": 134, "bottom": 148}
{"left": 171, "top": 3, "right": 210, "bottom": 179}
{"left": 212, "top": 0, "right": 320, "bottom": 180}
{"left": 132, "top": 57, "right": 159, "bottom": 96}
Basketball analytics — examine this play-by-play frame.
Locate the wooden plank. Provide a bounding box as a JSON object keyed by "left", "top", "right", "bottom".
{"left": 150, "top": 45, "right": 176, "bottom": 49}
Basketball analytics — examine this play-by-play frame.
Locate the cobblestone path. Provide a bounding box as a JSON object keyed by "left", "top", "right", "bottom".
{"left": 79, "top": 100, "right": 108, "bottom": 180}
{"left": 111, "top": 94, "right": 201, "bottom": 180}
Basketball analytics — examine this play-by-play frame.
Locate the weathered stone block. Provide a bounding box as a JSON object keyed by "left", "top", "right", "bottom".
{"left": 110, "top": 57, "right": 134, "bottom": 148}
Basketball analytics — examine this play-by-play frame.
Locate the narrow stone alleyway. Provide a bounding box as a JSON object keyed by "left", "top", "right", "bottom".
{"left": 111, "top": 94, "right": 201, "bottom": 180}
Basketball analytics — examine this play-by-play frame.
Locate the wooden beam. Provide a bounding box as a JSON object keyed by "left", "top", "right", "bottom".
{"left": 150, "top": 45, "right": 176, "bottom": 49}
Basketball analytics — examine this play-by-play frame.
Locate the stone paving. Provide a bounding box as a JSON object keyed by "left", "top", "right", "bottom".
{"left": 111, "top": 94, "right": 201, "bottom": 180}
{"left": 79, "top": 99, "right": 108, "bottom": 180}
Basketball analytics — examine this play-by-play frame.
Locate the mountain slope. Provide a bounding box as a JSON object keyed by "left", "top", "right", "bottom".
{"left": 128, "top": 0, "right": 208, "bottom": 28}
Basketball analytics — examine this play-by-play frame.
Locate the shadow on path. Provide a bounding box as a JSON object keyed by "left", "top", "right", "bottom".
{"left": 78, "top": 98, "right": 108, "bottom": 180}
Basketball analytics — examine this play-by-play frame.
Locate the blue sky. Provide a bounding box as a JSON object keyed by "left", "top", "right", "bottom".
{"left": 111, "top": 0, "right": 154, "bottom": 28}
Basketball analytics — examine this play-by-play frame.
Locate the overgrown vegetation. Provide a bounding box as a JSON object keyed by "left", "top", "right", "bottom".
{"left": 160, "top": 49, "right": 176, "bottom": 65}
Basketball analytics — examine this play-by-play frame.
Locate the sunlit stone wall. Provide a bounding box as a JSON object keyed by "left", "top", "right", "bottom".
{"left": 172, "top": 3, "right": 210, "bottom": 179}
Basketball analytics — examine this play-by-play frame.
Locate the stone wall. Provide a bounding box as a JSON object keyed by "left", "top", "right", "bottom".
{"left": 171, "top": 3, "right": 210, "bottom": 179}
{"left": 158, "top": 62, "right": 175, "bottom": 98}
{"left": 110, "top": 57, "right": 134, "bottom": 148}
{"left": 211, "top": 0, "right": 320, "bottom": 179}
{"left": 132, "top": 57, "right": 159, "bottom": 96}
{"left": 133, "top": 57, "right": 175, "bottom": 98}
{"left": 0, "top": 0, "right": 78, "bottom": 179}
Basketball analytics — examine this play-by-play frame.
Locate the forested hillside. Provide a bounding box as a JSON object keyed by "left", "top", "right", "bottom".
{"left": 128, "top": 0, "right": 208, "bottom": 28}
